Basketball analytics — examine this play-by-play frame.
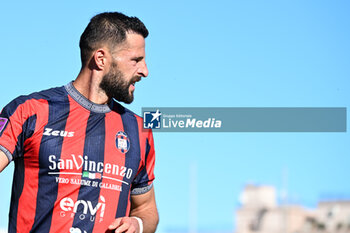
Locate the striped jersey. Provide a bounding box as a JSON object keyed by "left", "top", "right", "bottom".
{"left": 0, "top": 82, "right": 155, "bottom": 233}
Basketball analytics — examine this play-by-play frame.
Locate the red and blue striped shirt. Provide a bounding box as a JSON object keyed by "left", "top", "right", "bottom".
{"left": 0, "top": 82, "right": 155, "bottom": 233}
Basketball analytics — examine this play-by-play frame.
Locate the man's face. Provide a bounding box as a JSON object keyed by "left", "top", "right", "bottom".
{"left": 99, "top": 33, "right": 148, "bottom": 104}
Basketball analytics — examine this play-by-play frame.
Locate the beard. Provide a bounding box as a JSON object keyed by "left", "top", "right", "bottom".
{"left": 99, "top": 62, "right": 134, "bottom": 104}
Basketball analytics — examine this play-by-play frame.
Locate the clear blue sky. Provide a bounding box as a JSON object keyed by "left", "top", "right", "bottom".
{"left": 0, "top": 0, "right": 349, "bottom": 232}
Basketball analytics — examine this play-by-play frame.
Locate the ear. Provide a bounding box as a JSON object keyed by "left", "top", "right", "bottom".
{"left": 93, "top": 49, "right": 107, "bottom": 70}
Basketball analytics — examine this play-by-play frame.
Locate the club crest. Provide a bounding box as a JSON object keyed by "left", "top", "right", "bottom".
{"left": 115, "top": 131, "right": 130, "bottom": 154}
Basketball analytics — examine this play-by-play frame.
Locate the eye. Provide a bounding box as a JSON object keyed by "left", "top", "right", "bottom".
{"left": 132, "top": 57, "right": 143, "bottom": 63}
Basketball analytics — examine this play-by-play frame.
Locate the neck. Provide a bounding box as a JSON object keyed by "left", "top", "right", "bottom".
{"left": 73, "top": 67, "right": 109, "bottom": 105}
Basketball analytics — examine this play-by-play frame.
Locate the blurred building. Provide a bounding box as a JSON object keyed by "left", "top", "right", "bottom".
{"left": 235, "top": 185, "right": 350, "bottom": 233}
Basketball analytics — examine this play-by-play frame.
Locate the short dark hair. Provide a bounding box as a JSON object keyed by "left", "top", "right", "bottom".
{"left": 79, "top": 12, "right": 149, "bottom": 67}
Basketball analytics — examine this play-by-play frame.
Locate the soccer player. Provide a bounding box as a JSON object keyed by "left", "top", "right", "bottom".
{"left": 0, "top": 12, "right": 158, "bottom": 233}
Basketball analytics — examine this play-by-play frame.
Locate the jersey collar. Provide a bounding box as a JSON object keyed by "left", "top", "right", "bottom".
{"left": 64, "top": 81, "right": 112, "bottom": 113}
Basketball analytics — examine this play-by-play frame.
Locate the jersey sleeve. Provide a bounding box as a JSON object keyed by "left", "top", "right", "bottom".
{"left": 0, "top": 97, "right": 37, "bottom": 162}
{"left": 130, "top": 129, "right": 156, "bottom": 195}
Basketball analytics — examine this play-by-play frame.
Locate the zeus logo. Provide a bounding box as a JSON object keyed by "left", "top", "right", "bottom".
{"left": 43, "top": 127, "right": 74, "bottom": 137}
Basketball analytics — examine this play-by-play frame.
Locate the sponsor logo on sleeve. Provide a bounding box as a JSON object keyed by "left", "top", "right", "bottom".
{"left": 0, "top": 117, "right": 8, "bottom": 133}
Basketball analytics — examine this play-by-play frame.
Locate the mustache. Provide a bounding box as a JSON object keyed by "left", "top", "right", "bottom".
{"left": 129, "top": 76, "right": 141, "bottom": 84}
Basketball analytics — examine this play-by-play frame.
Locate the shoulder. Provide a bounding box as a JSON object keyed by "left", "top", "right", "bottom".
{"left": 7, "top": 85, "right": 66, "bottom": 105}
{"left": 124, "top": 107, "right": 144, "bottom": 124}
{"left": 110, "top": 101, "right": 152, "bottom": 135}
{"left": 122, "top": 106, "right": 154, "bottom": 141}
{"left": 1, "top": 85, "right": 67, "bottom": 117}
{"left": 111, "top": 100, "right": 143, "bottom": 121}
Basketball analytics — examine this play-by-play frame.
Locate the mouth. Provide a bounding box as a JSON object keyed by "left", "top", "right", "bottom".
{"left": 130, "top": 77, "right": 141, "bottom": 87}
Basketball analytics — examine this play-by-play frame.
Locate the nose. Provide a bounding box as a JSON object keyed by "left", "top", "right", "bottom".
{"left": 138, "top": 61, "right": 149, "bottom": 78}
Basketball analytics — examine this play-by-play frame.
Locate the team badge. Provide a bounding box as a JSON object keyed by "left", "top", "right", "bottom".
{"left": 0, "top": 117, "right": 8, "bottom": 133}
{"left": 115, "top": 131, "right": 130, "bottom": 154}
